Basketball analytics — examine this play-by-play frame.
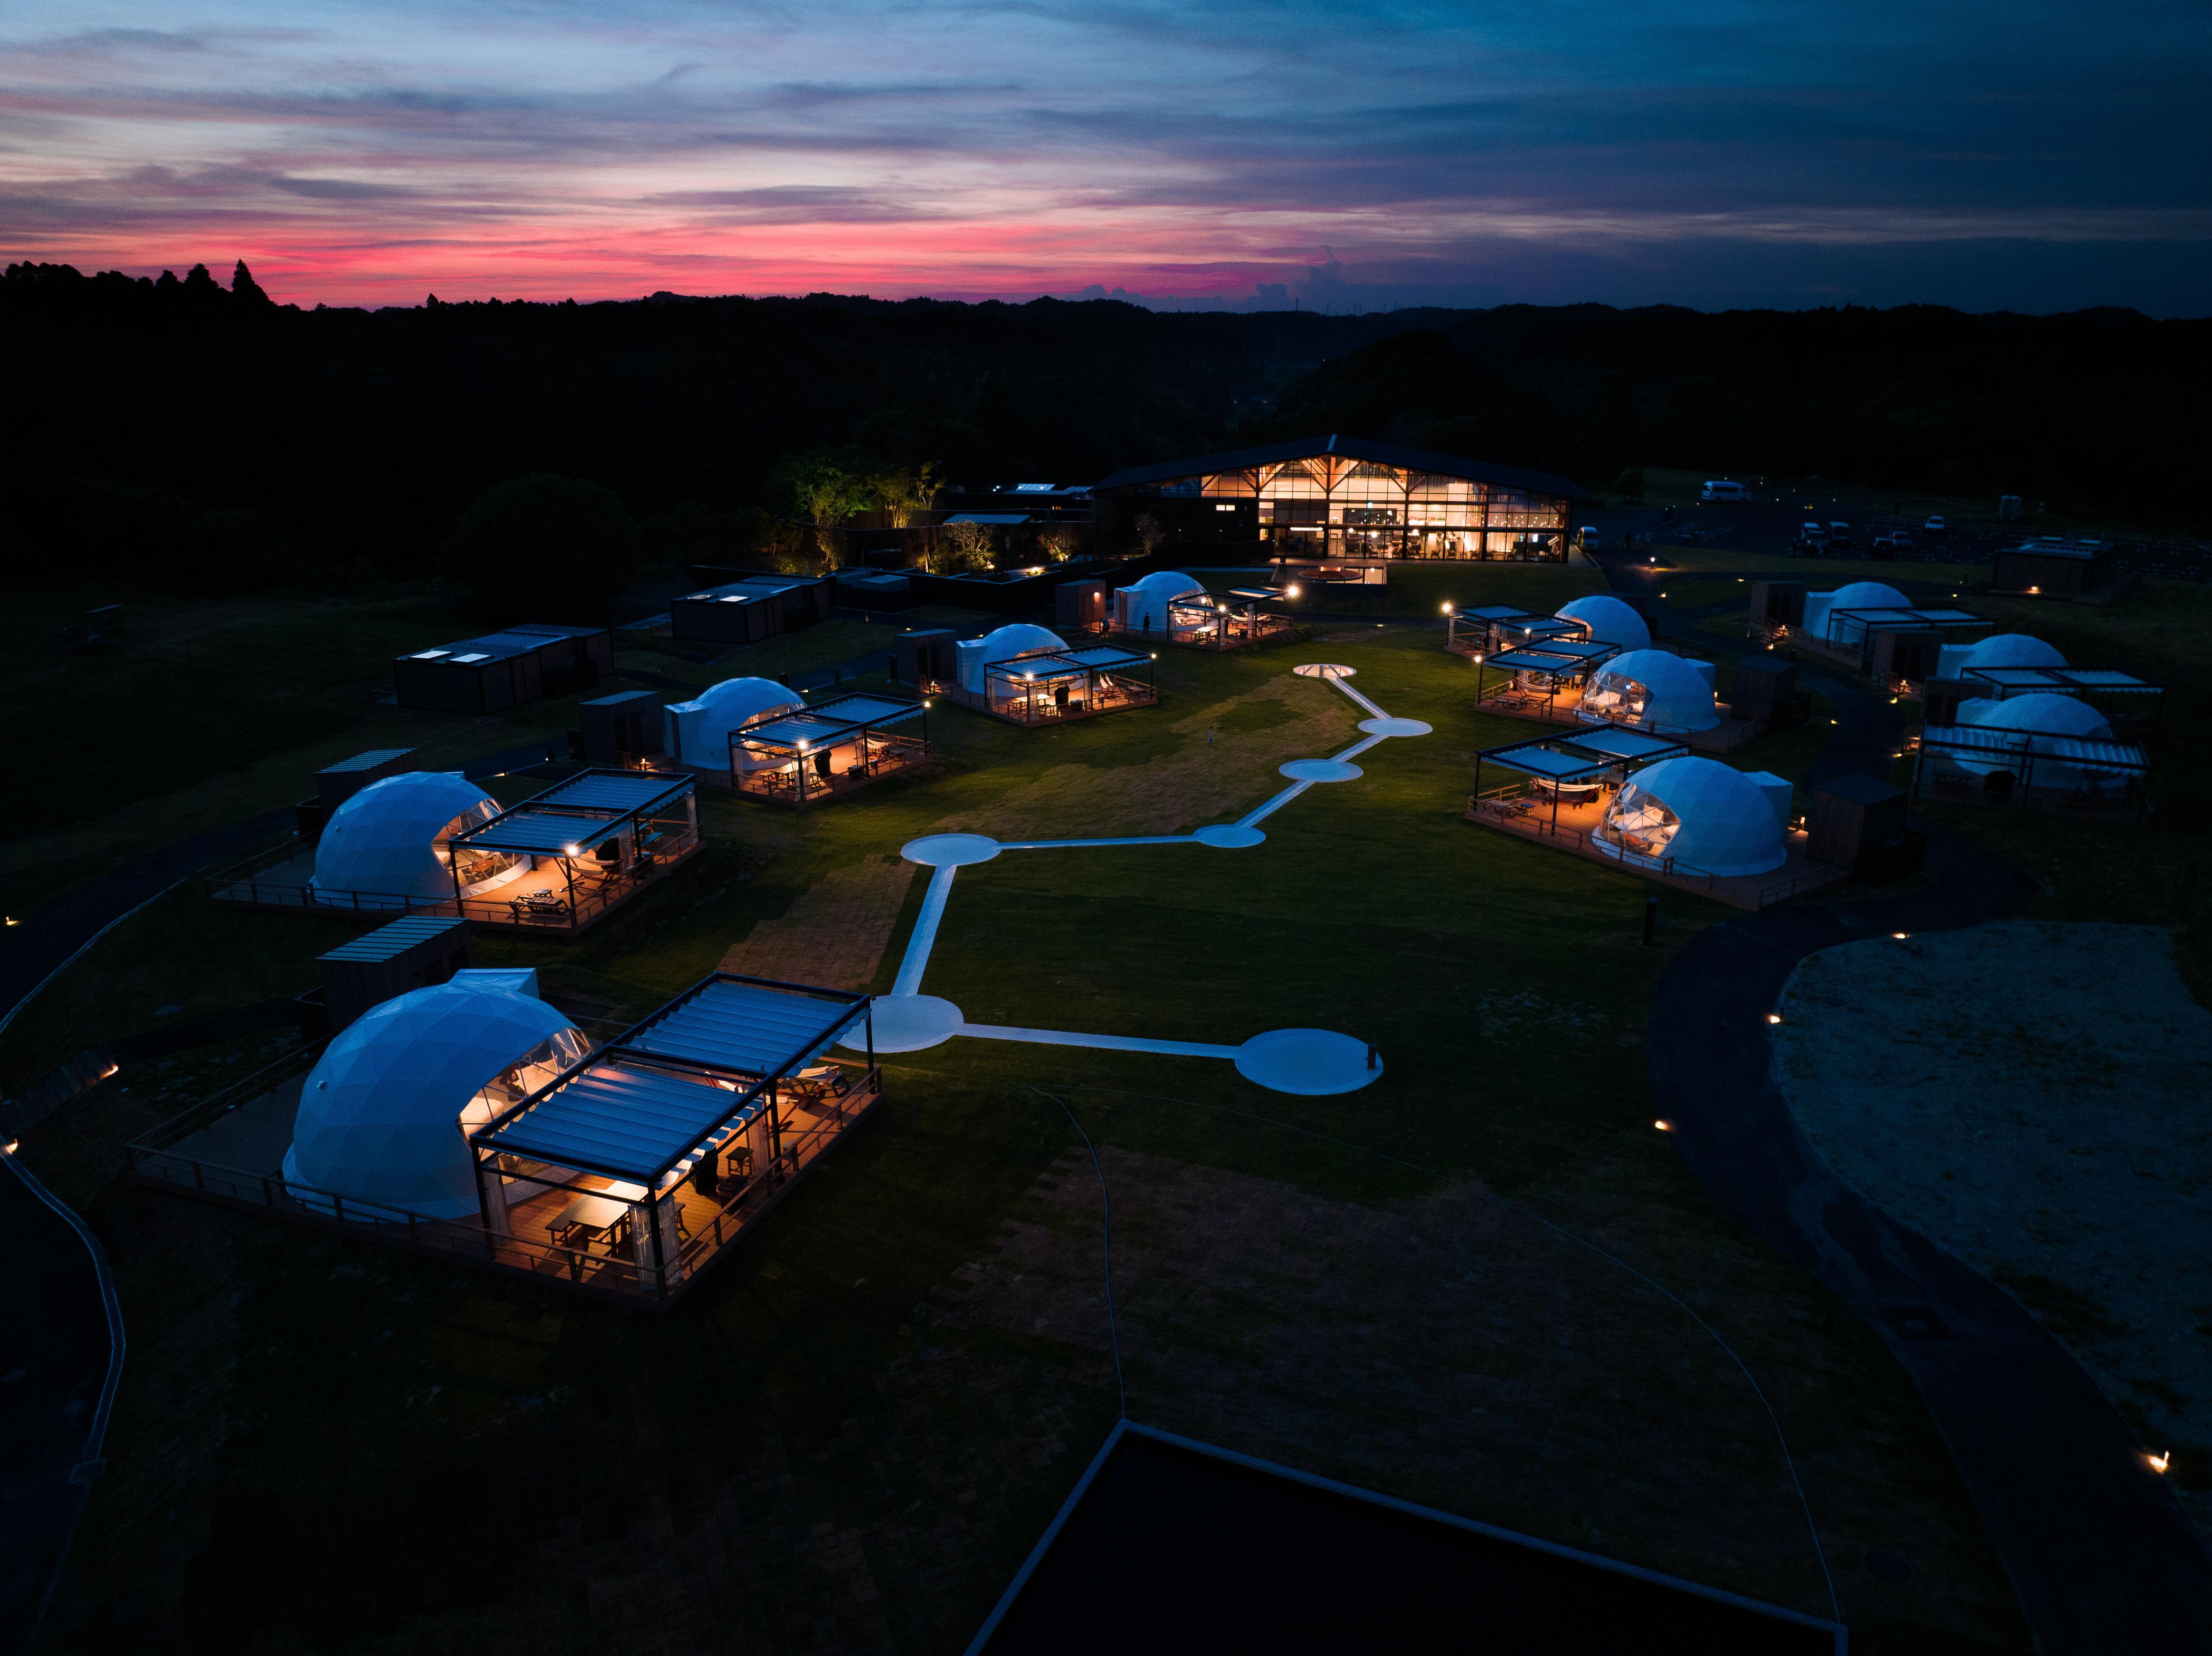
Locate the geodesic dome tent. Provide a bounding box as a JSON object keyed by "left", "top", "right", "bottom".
{"left": 311, "top": 771, "right": 501, "bottom": 900}
{"left": 664, "top": 676, "right": 805, "bottom": 770}
{"left": 1579, "top": 649, "right": 1721, "bottom": 732}
{"left": 1113, "top": 570, "right": 1206, "bottom": 635}
{"left": 1596, "top": 756, "right": 1788, "bottom": 877}
{"left": 1953, "top": 691, "right": 2123, "bottom": 791}
{"left": 956, "top": 623, "right": 1067, "bottom": 694}
{"left": 1937, "top": 632, "right": 2066, "bottom": 680}
{"left": 1555, "top": 594, "right": 1650, "bottom": 654}
{"left": 282, "top": 978, "right": 588, "bottom": 1219}
{"left": 1801, "top": 581, "right": 1909, "bottom": 646}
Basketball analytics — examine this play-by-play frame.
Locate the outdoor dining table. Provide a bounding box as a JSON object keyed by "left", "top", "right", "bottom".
{"left": 547, "top": 1192, "right": 628, "bottom": 1249}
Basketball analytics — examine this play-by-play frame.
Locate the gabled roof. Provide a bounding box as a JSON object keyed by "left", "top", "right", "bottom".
{"left": 1094, "top": 435, "right": 1586, "bottom": 500}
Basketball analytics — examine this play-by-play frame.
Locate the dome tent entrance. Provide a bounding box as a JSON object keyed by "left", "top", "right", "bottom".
{"left": 1111, "top": 571, "right": 1205, "bottom": 637}
{"left": 283, "top": 976, "right": 587, "bottom": 1220}
{"left": 1578, "top": 650, "right": 1722, "bottom": 734}
{"left": 1594, "top": 756, "right": 1788, "bottom": 877}
{"left": 312, "top": 771, "right": 503, "bottom": 902}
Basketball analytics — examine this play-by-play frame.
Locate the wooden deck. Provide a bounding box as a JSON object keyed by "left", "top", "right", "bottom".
{"left": 128, "top": 1065, "right": 884, "bottom": 1308}
{"left": 205, "top": 834, "right": 704, "bottom": 933}
{"left": 1474, "top": 684, "right": 1766, "bottom": 753}
{"left": 1465, "top": 792, "right": 1848, "bottom": 911}
{"left": 930, "top": 679, "right": 1156, "bottom": 727}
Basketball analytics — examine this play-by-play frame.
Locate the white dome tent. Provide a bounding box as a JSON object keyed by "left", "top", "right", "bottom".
{"left": 1555, "top": 595, "right": 1650, "bottom": 654}
{"left": 1578, "top": 649, "right": 1721, "bottom": 733}
{"left": 311, "top": 771, "right": 502, "bottom": 901}
{"left": 956, "top": 623, "right": 1067, "bottom": 694}
{"left": 1113, "top": 571, "right": 1205, "bottom": 637}
{"left": 282, "top": 977, "right": 588, "bottom": 1220}
{"left": 664, "top": 676, "right": 805, "bottom": 771}
{"left": 1596, "top": 757, "right": 1788, "bottom": 877}
{"left": 1936, "top": 632, "right": 2066, "bottom": 681}
{"left": 1801, "top": 581, "right": 1909, "bottom": 647}
{"left": 1954, "top": 691, "right": 2123, "bottom": 792}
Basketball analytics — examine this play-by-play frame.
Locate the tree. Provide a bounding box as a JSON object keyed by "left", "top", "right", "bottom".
{"left": 231, "top": 260, "right": 274, "bottom": 307}
{"left": 870, "top": 460, "right": 939, "bottom": 527}
{"left": 443, "top": 474, "right": 641, "bottom": 623}
{"left": 773, "top": 452, "right": 870, "bottom": 571}
{"left": 933, "top": 518, "right": 994, "bottom": 573}
{"left": 1037, "top": 526, "right": 1080, "bottom": 562}
{"left": 1133, "top": 511, "right": 1166, "bottom": 558}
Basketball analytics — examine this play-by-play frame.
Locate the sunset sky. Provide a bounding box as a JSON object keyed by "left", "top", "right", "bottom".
{"left": 4, "top": 0, "right": 2207, "bottom": 312}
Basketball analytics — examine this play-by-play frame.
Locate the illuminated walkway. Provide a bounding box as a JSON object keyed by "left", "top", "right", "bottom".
{"left": 847, "top": 665, "right": 1427, "bottom": 1094}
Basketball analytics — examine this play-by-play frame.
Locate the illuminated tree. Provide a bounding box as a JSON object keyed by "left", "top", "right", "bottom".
{"left": 1133, "top": 512, "right": 1167, "bottom": 558}
{"left": 871, "top": 461, "right": 940, "bottom": 527}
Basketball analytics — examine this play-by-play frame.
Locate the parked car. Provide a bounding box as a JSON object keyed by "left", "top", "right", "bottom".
{"left": 1924, "top": 515, "right": 1947, "bottom": 535}
{"left": 1701, "top": 480, "right": 1748, "bottom": 503}
{"left": 1870, "top": 531, "right": 1915, "bottom": 558}
{"left": 1826, "top": 521, "right": 1854, "bottom": 550}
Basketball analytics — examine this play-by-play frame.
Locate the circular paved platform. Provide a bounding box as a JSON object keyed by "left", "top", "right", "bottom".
{"left": 1359, "top": 716, "right": 1432, "bottom": 737}
{"left": 1292, "top": 663, "right": 1355, "bottom": 680}
{"left": 848, "top": 994, "right": 965, "bottom": 1053}
{"left": 1280, "top": 758, "right": 1363, "bottom": 782}
{"left": 1234, "top": 1028, "right": 1384, "bottom": 1095}
{"left": 1194, "top": 823, "right": 1266, "bottom": 848}
{"left": 901, "top": 833, "right": 1002, "bottom": 867}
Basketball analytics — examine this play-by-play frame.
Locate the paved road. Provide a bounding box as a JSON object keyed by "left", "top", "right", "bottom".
{"left": 0, "top": 1151, "right": 122, "bottom": 1656}
{"left": 1596, "top": 550, "right": 2212, "bottom": 1648}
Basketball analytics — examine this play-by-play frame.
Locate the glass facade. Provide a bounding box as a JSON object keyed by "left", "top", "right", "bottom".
{"left": 1181, "top": 457, "right": 1571, "bottom": 560}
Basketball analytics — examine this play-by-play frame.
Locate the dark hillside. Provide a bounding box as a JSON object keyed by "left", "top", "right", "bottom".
{"left": 3, "top": 261, "right": 2203, "bottom": 597}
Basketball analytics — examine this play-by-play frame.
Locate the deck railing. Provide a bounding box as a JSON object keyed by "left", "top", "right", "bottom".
{"left": 203, "top": 827, "right": 703, "bottom": 932}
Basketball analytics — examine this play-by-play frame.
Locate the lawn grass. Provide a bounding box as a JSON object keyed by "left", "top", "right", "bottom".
{"left": 1629, "top": 545, "right": 1995, "bottom": 587}
{"left": 23, "top": 628, "right": 2033, "bottom": 1653}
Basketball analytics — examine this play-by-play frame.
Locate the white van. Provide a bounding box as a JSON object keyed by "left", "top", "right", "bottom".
{"left": 1701, "top": 480, "right": 1748, "bottom": 503}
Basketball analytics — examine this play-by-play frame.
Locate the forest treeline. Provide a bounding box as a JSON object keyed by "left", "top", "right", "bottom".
{"left": 3, "top": 258, "right": 2204, "bottom": 610}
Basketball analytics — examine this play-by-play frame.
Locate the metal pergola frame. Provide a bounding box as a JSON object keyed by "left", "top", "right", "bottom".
{"left": 1159, "top": 588, "right": 1294, "bottom": 650}
{"left": 1826, "top": 606, "right": 1990, "bottom": 669}
{"left": 1471, "top": 729, "right": 1689, "bottom": 834}
{"left": 1961, "top": 665, "right": 2164, "bottom": 726}
{"left": 1913, "top": 722, "right": 2151, "bottom": 821}
{"left": 444, "top": 770, "right": 699, "bottom": 919}
{"left": 729, "top": 690, "right": 931, "bottom": 803}
{"left": 983, "top": 644, "right": 1157, "bottom": 722}
{"left": 1472, "top": 639, "right": 1621, "bottom": 717}
{"left": 468, "top": 971, "right": 876, "bottom": 1289}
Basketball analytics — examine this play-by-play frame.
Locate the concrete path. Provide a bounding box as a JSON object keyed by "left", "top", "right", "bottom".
{"left": 1601, "top": 549, "right": 2212, "bottom": 1648}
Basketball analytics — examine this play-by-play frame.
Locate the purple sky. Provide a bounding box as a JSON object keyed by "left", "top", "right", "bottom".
{"left": 4, "top": 0, "right": 2207, "bottom": 312}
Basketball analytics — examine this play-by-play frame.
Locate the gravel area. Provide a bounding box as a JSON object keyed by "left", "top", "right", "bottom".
{"left": 1771, "top": 920, "right": 2212, "bottom": 1537}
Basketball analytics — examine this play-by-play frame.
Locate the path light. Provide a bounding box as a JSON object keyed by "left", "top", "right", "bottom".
{"left": 1893, "top": 932, "right": 1910, "bottom": 940}
{"left": 1767, "top": 1013, "right": 1783, "bottom": 1025}
{"left": 3, "top": 916, "right": 15, "bottom": 926}
{"left": 2149, "top": 1450, "right": 2171, "bottom": 1474}
{"left": 1654, "top": 1120, "right": 1673, "bottom": 1132}
{"left": 2, "top": 1139, "right": 16, "bottom": 1155}
{"left": 1287, "top": 584, "right": 1302, "bottom": 597}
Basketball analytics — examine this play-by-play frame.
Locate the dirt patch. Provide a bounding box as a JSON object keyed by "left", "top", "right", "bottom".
{"left": 718, "top": 854, "right": 917, "bottom": 990}
{"left": 1772, "top": 919, "right": 2212, "bottom": 1531}
{"left": 933, "top": 1145, "right": 2023, "bottom": 1643}
{"left": 933, "top": 677, "right": 1355, "bottom": 840}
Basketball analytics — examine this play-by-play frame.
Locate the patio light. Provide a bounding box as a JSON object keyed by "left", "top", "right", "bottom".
{"left": 1653, "top": 1120, "right": 1672, "bottom": 1132}
{"left": 565, "top": 844, "right": 580, "bottom": 855}
{"left": 1893, "top": 932, "right": 1910, "bottom": 940}
{"left": 1441, "top": 602, "right": 1453, "bottom": 614}
{"left": 1767, "top": 1013, "right": 1783, "bottom": 1025}
{"left": 2149, "top": 1450, "right": 2172, "bottom": 1474}
{"left": 2, "top": 1139, "right": 16, "bottom": 1155}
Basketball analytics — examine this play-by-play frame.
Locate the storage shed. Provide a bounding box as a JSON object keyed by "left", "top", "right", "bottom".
{"left": 1594, "top": 757, "right": 1787, "bottom": 877}
{"left": 394, "top": 625, "right": 613, "bottom": 713}
{"left": 669, "top": 575, "right": 834, "bottom": 645}
{"left": 1578, "top": 650, "right": 1722, "bottom": 734}
{"left": 311, "top": 772, "right": 503, "bottom": 903}
{"left": 577, "top": 689, "right": 663, "bottom": 767}
{"left": 313, "top": 915, "right": 474, "bottom": 1035}
{"left": 282, "top": 976, "right": 589, "bottom": 1220}
{"left": 1993, "top": 541, "right": 2113, "bottom": 597}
